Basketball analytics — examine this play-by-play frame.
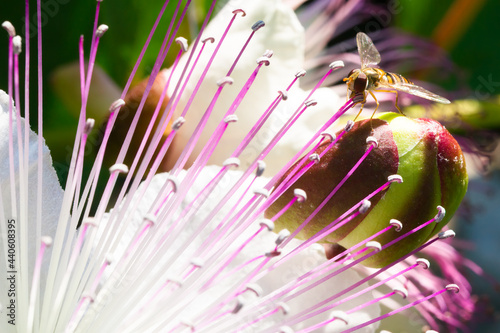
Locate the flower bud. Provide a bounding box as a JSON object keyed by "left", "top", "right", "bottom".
{"left": 266, "top": 113, "right": 468, "bottom": 267}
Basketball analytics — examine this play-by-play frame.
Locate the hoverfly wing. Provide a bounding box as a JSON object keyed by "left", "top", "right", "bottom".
{"left": 356, "top": 32, "right": 381, "bottom": 68}
{"left": 380, "top": 82, "right": 451, "bottom": 104}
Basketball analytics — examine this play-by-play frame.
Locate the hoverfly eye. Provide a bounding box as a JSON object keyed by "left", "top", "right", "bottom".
{"left": 353, "top": 72, "right": 368, "bottom": 93}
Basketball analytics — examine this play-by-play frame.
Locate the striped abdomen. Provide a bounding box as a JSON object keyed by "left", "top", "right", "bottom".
{"left": 382, "top": 71, "right": 413, "bottom": 85}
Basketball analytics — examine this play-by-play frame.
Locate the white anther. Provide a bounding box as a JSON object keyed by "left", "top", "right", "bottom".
{"left": 256, "top": 57, "right": 270, "bottom": 66}
{"left": 393, "top": 287, "right": 408, "bottom": 299}
{"left": 83, "top": 218, "right": 98, "bottom": 228}
{"left": 41, "top": 236, "right": 53, "bottom": 247}
{"left": 276, "top": 229, "right": 290, "bottom": 245}
{"left": 438, "top": 229, "right": 455, "bottom": 239}
{"left": 245, "top": 283, "right": 263, "bottom": 297}
{"left": 446, "top": 284, "right": 460, "bottom": 293}
{"left": 191, "top": 258, "right": 204, "bottom": 268}
{"left": 175, "top": 37, "right": 188, "bottom": 52}
{"left": 2, "top": 21, "right": 15, "bottom": 36}
{"left": 256, "top": 160, "right": 266, "bottom": 177}
{"left": 321, "top": 132, "right": 336, "bottom": 142}
{"left": 426, "top": 331, "right": 440, "bottom": 333}
{"left": 179, "top": 319, "right": 194, "bottom": 330}
{"left": 365, "top": 241, "right": 381, "bottom": 252}
{"left": 259, "top": 219, "right": 274, "bottom": 231}
{"left": 388, "top": 174, "right": 403, "bottom": 183}
{"left": 278, "top": 326, "right": 294, "bottom": 333}
{"left": 253, "top": 188, "right": 270, "bottom": 198}
{"left": 96, "top": 24, "right": 109, "bottom": 37}
{"left": 109, "top": 163, "right": 129, "bottom": 174}
{"left": 263, "top": 50, "right": 274, "bottom": 59}
{"left": 109, "top": 99, "right": 125, "bottom": 112}
{"left": 308, "top": 153, "right": 320, "bottom": 163}
{"left": 265, "top": 250, "right": 281, "bottom": 257}
{"left": 232, "top": 297, "right": 245, "bottom": 313}
{"left": 105, "top": 254, "right": 114, "bottom": 265}
{"left": 172, "top": 116, "right": 185, "bottom": 130}
{"left": 416, "top": 258, "right": 430, "bottom": 269}
{"left": 278, "top": 90, "right": 288, "bottom": 100}
{"left": 359, "top": 200, "right": 371, "bottom": 214}
{"left": 389, "top": 219, "right": 403, "bottom": 232}
{"left": 232, "top": 9, "right": 246, "bottom": 16}
{"left": 434, "top": 205, "right": 446, "bottom": 222}
{"left": 329, "top": 60, "right": 345, "bottom": 70}
{"left": 295, "top": 69, "right": 306, "bottom": 78}
{"left": 217, "top": 76, "right": 234, "bottom": 86}
{"left": 167, "top": 277, "right": 183, "bottom": 287}
{"left": 202, "top": 36, "right": 215, "bottom": 44}
{"left": 352, "top": 93, "right": 365, "bottom": 103}
{"left": 143, "top": 213, "right": 157, "bottom": 227}
{"left": 277, "top": 302, "right": 290, "bottom": 315}
{"left": 344, "top": 120, "right": 354, "bottom": 132}
{"left": 84, "top": 118, "right": 95, "bottom": 134}
{"left": 305, "top": 99, "right": 317, "bottom": 107}
{"left": 366, "top": 136, "right": 378, "bottom": 147}
{"left": 223, "top": 157, "right": 240, "bottom": 168}
{"left": 330, "top": 311, "right": 349, "bottom": 324}
{"left": 293, "top": 189, "right": 307, "bottom": 203}
{"left": 252, "top": 20, "right": 265, "bottom": 31}
{"left": 167, "top": 175, "right": 179, "bottom": 193}
{"left": 12, "top": 36, "right": 22, "bottom": 54}
{"left": 81, "top": 292, "right": 96, "bottom": 303}
{"left": 224, "top": 115, "right": 238, "bottom": 123}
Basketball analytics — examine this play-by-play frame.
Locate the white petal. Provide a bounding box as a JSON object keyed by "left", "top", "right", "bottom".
{"left": 166, "top": 0, "right": 305, "bottom": 169}
{"left": 0, "top": 90, "right": 64, "bottom": 322}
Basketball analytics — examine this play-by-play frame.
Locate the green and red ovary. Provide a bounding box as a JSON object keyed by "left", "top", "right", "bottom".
{"left": 266, "top": 113, "right": 468, "bottom": 267}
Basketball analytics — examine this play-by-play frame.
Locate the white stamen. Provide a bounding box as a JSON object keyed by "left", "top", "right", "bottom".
{"left": 329, "top": 60, "right": 345, "bottom": 70}
{"left": 167, "top": 175, "right": 179, "bottom": 193}
{"left": 96, "top": 24, "right": 109, "bottom": 37}
{"left": 295, "top": 69, "right": 306, "bottom": 77}
{"left": 446, "top": 284, "right": 460, "bottom": 293}
{"left": 217, "top": 76, "right": 234, "bottom": 86}
{"left": 84, "top": 118, "right": 95, "bottom": 134}
{"left": 293, "top": 189, "right": 307, "bottom": 202}
{"left": 416, "top": 258, "right": 430, "bottom": 269}
{"left": 276, "top": 229, "right": 291, "bottom": 245}
{"left": 388, "top": 174, "right": 403, "bottom": 183}
{"left": 321, "top": 131, "right": 336, "bottom": 142}
{"left": 259, "top": 219, "right": 274, "bottom": 231}
{"left": 330, "top": 310, "right": 349, "bottom": 324}
{"left": 366, "top": 136, "right": 378, "bottom": 147}
{"left": 143, "top": 213, "right": 157, "bottom": 227}
{"left": 305, "top": 99, "right": 317, "bottom": 107}
{"left": 252, "top": 20, "right": 265, "bottom": 31}
{"left": 308, "top": 153, "right": 320, "bottom": 163}
{"left": 12, "top": 36, "right": 22, "bottom": 54}
{"left": 434, "top": 205, "right": 446, "bottom": 222}
{"left": 245, "top": 283, "right": 263, "bottom": 297}
{"left": 277, "top": 302, "right": 290, "bottom": 315}
{"left": 278, "top": 90, "right": 288, "bottom": 100}
{"left": 438, "top": 229, "right": 456, "bottom": 239}
{"left": 256, "top": 160, "right": 266, "bottom": 177}
{"left": 175, "top": 37, "right": 188, "bottom": 52}
{"left": 389, "top": 219, "right": 403, "bottom": 232}
{"left": 109, "top": 163, "right": 129, "bottom": 174}
{"left": 344, "top": 120, "right": 354, "bottom": 132}
{"left": 191, "top": 258, "right": 204, "bottom": 268}
{"left": 222, "top": 157, "right": 240, "bottom": 168}
{"left": 172, "top": 116, "right": 185, "bottom": 130}
{"left": 393, "top": 287, "right": 408, "bottom": 299}
{"left": 365, "top": 241, "right": 381, "bottom": 252}
{"left": 109, "top": 98, "right": 125, "bottom": 112}
{"left": 2, "top": 21, "right": 15, "bottom": 36}
{"left": 256, "top": 57, "right": 270, "bottom": 66}
{"left": 224, "top": 115, "right": 238, "bottom": 123}
{"left": 359, "top": 200, "right": 371, "bottom": 214}
{"left": 253, "top": 188, "right": 270, "bottom": 198}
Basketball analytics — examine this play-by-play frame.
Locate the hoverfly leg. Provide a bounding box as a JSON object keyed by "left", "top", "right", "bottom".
{"left": 352, "top": 92, "right": 366, "bottom": 121}
{"left": 394, "top": 90, "right": 405, "bottom": 115}
{"left": 368, "top": 90, "right": 379, "bottom": 119}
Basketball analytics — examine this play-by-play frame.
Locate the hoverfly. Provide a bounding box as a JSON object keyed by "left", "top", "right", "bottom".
{"left": 344, "top": 32, "right": 450, "bottom": 119}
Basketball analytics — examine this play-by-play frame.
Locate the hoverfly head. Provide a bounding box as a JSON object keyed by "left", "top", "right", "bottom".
{"left": 345, "top": 69, "right": 367, "bottom": 94}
